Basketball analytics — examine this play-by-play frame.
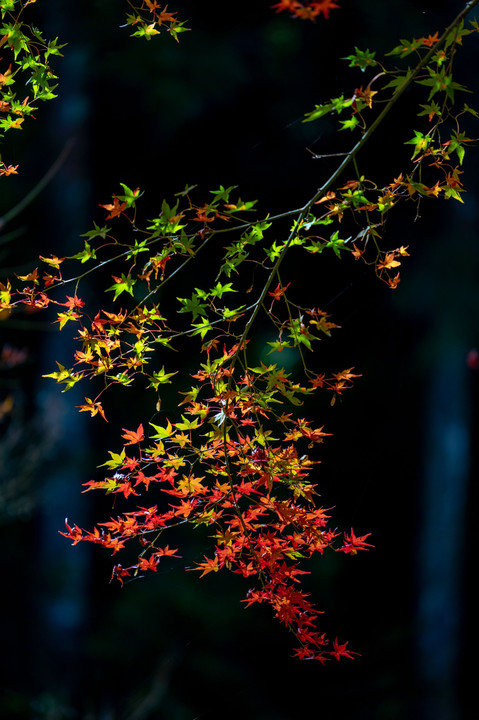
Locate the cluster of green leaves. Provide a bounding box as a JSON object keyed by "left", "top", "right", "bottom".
{"left": 0, "top": 0, "right": 64, "bottom": 174}
{"left": 301, "top": 13, "right": 479, "bottom": 286}
{"left": 1, "top": 0, "right": 479, "bottom": 663}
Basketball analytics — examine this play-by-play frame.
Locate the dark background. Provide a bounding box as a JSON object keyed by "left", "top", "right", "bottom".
{"left": 1, "top": 1, "right": 478, "bottom": 719}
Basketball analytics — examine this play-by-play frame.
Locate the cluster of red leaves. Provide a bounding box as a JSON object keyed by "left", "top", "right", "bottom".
{"left": 60, "top": 347, "right": 371, "bottom": 663}
{"left": 271, "top": 0, "right": 340, "bottom": 21}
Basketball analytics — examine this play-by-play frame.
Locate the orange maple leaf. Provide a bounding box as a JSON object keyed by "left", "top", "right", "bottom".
{"left": 377, "top": 252, "right": 401, "bottom": 271}
{"left": 387, "top": 273, "right": 401, "bottom": 289}
{"left": 78, "top": 397, "right": 108, "bottom": 422}
{"left": 351, "top": 243, "right": 365, "bottom": 260}
{"left": 0, "top": 163, "right": 18, "bottom": 176}
{"left": 419, "top": 31, "right": 439, "bottom": 47}
{"left": 61, "top": 295, "right": 85, "bottom": 310}
{"left": 121, "top": 424, "right": 145, "bottom": 445}
{"left": 157, "top": 7, "right": 178, "bottom": 25}
{"left": 99, "top": 196, "right": 127, "bottom": 219}
{"left": 156, "top": 545, "right": 180, "bottom": 557}
{"left": 190, "top": 556, "right": 220, "bottom": 577}
{"left": 143, "top": 0, "right": 162, "bottom": 11}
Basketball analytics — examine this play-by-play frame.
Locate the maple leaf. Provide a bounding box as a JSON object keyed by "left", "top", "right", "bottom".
{"left": 405, "top": 130, "right": 433, "bottom": 160}
{"left": 143, "top": 0, "right": 162, "bottom": 12}
{"left": 138, "top": 554, "right": 160, "bottom": 572}
{"left": 288, "top": 1, "right": 340, "bottom": 20}
{"left": 39, "top": 254, "right": 66, "bottom": 269}
{"left": 59, "top": 519, "right": 83, "bottom": 545}
{"left": 424, "top": 181, "right": 442, "bottom": 197}
{"left": 333, "top": 368, "right": 361, "bottom": 383}
{"left": 106, "top": 274, "right": 136, "bottom": 300}
{"left": 268, "top": 281, "right": 291, "bottom": 309}
{"left": 43, "top": 363, "right": 83, "bottom": 391}
{"left": 82, "top": 477, "right": 120, "bottom": 494}
{"left": 0, "top": 163, "right": 18, "bottom": 176}
{"left": 330, "top": 638, "right": 359, "bottom": 660}
{"left": 60, "top": 295, "right": 85, "bottom": 310}
{"left": 352, "top": 85, "right": 377, "bottom": 110}
{"left": 156, "top": 545, "right": 180, "bottom": 557}
{"left": 55, "top": 311, "right": 81, "bottom": 330}
{"left": 78, "top": 397, "right": 108, "bottom": 422}
{"left": 157, "top": 7, "right": 178, "bottom": 25}
{"left": 351, "top": 243, "right": 365, "bottom": 260}
{"left": 309, "top": 1, "right": 340, "bottom": 20}
{"left": 195, "top": 204, "right": 216, "bottom": 223}
{"left": 420, "top": 31, "right": 439, "bottom": 47}
{"left": 99, "top": 196, "right": 127, "bottom": 219}
{"left": 340, "top": 528, "right": 373, "bottom": 555}
{"left": 99, "top": 448, "right": 126, "bottom": 469}
{"left": 123, "top": 456, "right": 140, "bottom": 471}
{"left": 387, "top": 273, "right": 401, "bottom": 289}
{"left": 121, "top": 424, "right": 144, "bottom": 445}
{"left": 116, "top": 480, "right": 139, "bottom": 499}
{"left": 292, "top": 646, "right": 317, "bottom": 660}
{"left": 270, "top": 1, "right": 301, "bottom": 14}
{"left": 190, "top": 555, "right": 220, "bottom": 577}
{"left": 377, "top": 252, "right": 401, "bottom": 271}
{"left": 16, "top": 268, "right": 39, "bottom": 283}
{"left": 110, "top": 564, "right": 130, "bottom": 586}
{"left": 133, "top": 470, "right": 160, "bottom": 490}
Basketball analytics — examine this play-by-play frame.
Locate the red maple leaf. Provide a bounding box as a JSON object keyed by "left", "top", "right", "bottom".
{"left": 133, "top": 470, "right": 161, "bottom": 490}
{"left": 156, "top": 545, "right": 180, "bottom": 557}
{"left": 110, "top": 564, "right": 131, "bottom": 586}
{"left": 330, "top": 638, "right": 359, "bottom": 660}
{"left": 271, "top": 0, "right": 301, "bottom": 12}
{"left": 271, "top": 0, "right": 340, "bottom": 20}
{"left": 138, "top": 554, "right": 160, "bottom": 572}
{"left": 340, "top": 528, "right": 373, "bottom": 555}
{"left": 59, "top": 519, "right": 83, "bottom": 545}
{"left": 307, "top": 1, "right": 340, "bottom": 19}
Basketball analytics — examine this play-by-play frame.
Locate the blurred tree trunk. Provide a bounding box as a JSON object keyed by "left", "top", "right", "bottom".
{"left": 412, "top": 197, "right": 478, "bottom": 720}
{"left": 32, "top": 1, "right": 93, "bottom": 708}
{"left": 416, "top": 351, "right": 469, "bottom": 720}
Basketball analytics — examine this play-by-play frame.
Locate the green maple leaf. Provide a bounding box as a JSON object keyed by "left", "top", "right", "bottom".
{"left": 177, "top": 292, "right": 208, "bottom": 320}
{"left": 43, "top": 363, "right": 83, "bottom": 391}
{"left": 71, "top": 240, "right": 97, "bottom": 264}
{"left": 210, "top": 282, "right": 236, "bottom": 299}
{"left": 106, "top": 274, "right": 136, "bottom": 300}
{"left": 80, "top": 222, "right": 110, "bottom": 241}
{"left": 405, "top": 130, "right": 433, "bottom": 159}
{"left": 99, "top": 448, "right": 126, "bottom": 469}
{"left": 339, "top": 116, "right": 360, "bottom": 131}
{"left": 343, "top": 47, "right": 378, "bottom": 72}
{"left": 175, "top": 415, "right": 201, "bottom": 431}
{"left": 147, "top": 367, "right": 178, "bottom": 390}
